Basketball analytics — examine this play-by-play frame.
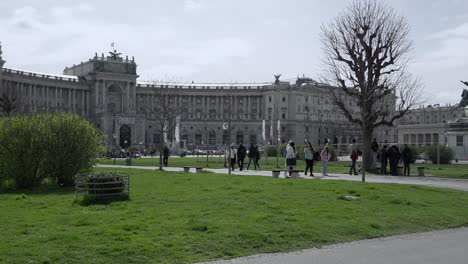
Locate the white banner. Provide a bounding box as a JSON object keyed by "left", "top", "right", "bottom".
{"left": 262, "top": 120, "right": 266, "bottom": 142}
{"left": 270, "top": 119, "right": 273, "bottom": 139}
{"left": 277, "top": 120, "right": 281, "bottom": 142}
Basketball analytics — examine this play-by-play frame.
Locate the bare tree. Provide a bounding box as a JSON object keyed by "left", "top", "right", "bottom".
{"left": 151, "top": 87, "right": 184, "bottom": 170}
{"left": 320, "top": 0, "right": 424, "bottom": 181}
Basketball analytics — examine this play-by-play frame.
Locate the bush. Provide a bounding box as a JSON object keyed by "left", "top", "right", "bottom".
{"left": 127, "top": 146, "right": 139, "bottom": 152}
{"left": 426, "top": 145, "right": 454, "bottom": 164}
{"left": 265, "top": 145, "right": 277, "bottom": 157}
{"left": 0, "top": 113, "right": 103, "bottom": 189}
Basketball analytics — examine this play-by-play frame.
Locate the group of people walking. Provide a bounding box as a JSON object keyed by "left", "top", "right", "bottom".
{"left": 283, "top": 139, "right": 331, "bottom": 177}
{"left": 228, "top": 143, "right": 261, "bottom": 171}
{"left": 228, "top": 138, "right": 413, "bottom": 177}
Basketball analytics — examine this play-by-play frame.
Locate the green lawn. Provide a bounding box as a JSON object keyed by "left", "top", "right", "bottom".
{"left": 98, "top": 157, "right": 468, "bottom": 179}
{"left": 2, "top": 169, "right": 468, "bottom": 263}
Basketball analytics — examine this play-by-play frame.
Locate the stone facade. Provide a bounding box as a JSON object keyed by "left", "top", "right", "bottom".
{"left": 0, "top": 48, "right": 398, "bottom": 150}
{"left": 396, "top": 105, "right": 467, "bottom": 146}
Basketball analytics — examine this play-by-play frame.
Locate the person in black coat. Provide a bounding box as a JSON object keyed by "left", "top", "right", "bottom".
{"left": 237, "top": 143, "right": 246, "bottom": 171}
{"left": 163, "top": 145, "right": 170, "bottom": 166}
{"left": 380, "top": 145, "right": 388, "bottom": 175}
{"left": 401, "top": 144, "right": 412, "bottom": 176}
{"left": 388, "top": 145, "right": 401, "bottom": 176}
{"left": 246, "top": 143, "right": 256, "bottom": 170}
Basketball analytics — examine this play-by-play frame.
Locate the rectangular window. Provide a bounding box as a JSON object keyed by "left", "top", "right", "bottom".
{"left": 456, "top": 136, "right": 463, "bottom": 146}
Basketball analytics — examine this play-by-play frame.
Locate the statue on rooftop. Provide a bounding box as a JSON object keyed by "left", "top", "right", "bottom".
{"left": 109, "top": 49, "right": 122, "bottom": 60}
{"left": 459, "top": 80, "right": 468, "bottom": 107}
{"left": 274, "top": 74, "right": 281, "bottom": 85}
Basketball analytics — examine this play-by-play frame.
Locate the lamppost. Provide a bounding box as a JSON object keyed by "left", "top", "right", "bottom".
{"left": 227, "top": 84, "right": 233, "bottom": 174}
{"left": 275, "top": 81, "right": 280, "bottom": 168}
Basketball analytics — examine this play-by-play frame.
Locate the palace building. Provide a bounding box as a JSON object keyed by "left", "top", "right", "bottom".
{"left": 0, "top": 46, "right": 400, "bottom": 151}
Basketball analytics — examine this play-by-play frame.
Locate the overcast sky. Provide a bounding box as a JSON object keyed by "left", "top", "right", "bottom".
{"left": 0, "top": 0, "right": 466, "bottom": 105}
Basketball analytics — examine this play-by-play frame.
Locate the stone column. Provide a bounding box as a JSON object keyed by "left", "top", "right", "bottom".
{"left": 102, "top": 81, "right": 106, "bottom": 110}
{"left": 82, "top": 90, "right": 85, "bottom": 116}
{"left": 215, "top": 96, "right": 219, "bottom": 119}
{"left": 68, "top": 89, "right": 72, "bottom": 112}
{"left": 127, "top": 82, "right": 130, "bottom": 110}
{"left": 220, "top": 96, "right": 224, "bottom": 118}
{"left": 95, "top": 81, "right": 99, "bottom": 108}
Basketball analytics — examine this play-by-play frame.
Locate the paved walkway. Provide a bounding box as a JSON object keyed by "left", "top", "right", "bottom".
{"left": 200, "top": 227, "right": 468, "bottom": 264}
{"left": 96, "top": 164, "right": 468, "bottom": 263}
{"left": 96, "top": 164, "right": 468, "bottom": 191}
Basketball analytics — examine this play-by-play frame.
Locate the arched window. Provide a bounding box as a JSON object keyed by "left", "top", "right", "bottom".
{"left": 250, "top": 134, "right": 257, "bottom": 144}
{"left": 223, "top": 130, "right": 230, "bottom": 145}
{"left": 236, "top": 131, "right": 243, "bottom": 144}
{"left": 195, "top": 132, "right": 202, "bottom": 145}
{"left": 209, "top": 131, "right": 216, "bottom": 145}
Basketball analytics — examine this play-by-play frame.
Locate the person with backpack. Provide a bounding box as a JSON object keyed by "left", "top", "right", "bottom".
{"left": 388, "top": 144, "right": 401, "bottom": 176}
{"left": 304, "top": 141, "right": 315, "bottom": 176}
{"left": 253, "top": 145, "right": 261, "bottom": 170}
{"left": 348, "top": 139, "right": 358, "bottom": 175}
{"left": 237, "top": 143, "right": 246, "bottom": 171}
{"left": 401, "top": 144, "right": 412, "bottom": 176}
{"left": 284, "top": 140, "right": 297, "bottom": 177}
{"left": 371, "top": 138, "right": 379, "bottom": 169}
{"left": 246, "top": 143, "right": 256, "bottom": 170}
{"left": 163, "top": 145, "right": 170, "bottom": 166}
{"left": 380, "top": 145, "right": 389, "bottom": 175}
{"left": 229, "top": 144, "right": 237, "bottom": 171}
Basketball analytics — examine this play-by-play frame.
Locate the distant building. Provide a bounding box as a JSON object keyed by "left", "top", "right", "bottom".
{"left": 0, "top": 46, "right": 399, "bottom": 151}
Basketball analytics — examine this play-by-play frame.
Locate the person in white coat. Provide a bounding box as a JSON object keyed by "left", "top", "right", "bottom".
{"left": 284, "top": 140, "right": 297, "bottom": 177}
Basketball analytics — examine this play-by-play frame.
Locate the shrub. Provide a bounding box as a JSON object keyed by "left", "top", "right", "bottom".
{"left": 426, "top": 145, "right": 454, "bottom": 164}
{"left": 43, "top": 114, "right": 104, "bottom": 186}
{"left": 265, "top": 145, "right": 277, "bottom": 157}
{"left": 0, "top": 113, "right": 103, "bottom": 189}
{"left": 127, "top": 146, "right": 139, "bottom": 152}
{"left": 0, "top": 116, "right": 49, "bottom": 188}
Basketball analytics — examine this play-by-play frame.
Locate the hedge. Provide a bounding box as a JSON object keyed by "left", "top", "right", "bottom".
{"left": 0, "top": 113, "right": 103, "bottom": 189}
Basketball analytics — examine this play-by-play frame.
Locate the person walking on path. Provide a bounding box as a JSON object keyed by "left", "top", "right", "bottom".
{"left": 402, "top": 144, "right": 412, "bottom": 176}
{"left": 163, "top": 145, "right": 170, "bottom": 166}
{"left": 246, "top": 143, "right": 256, "bottom": 170}
{"left": 348, "top": 139, "right": 358, "bottom": 175}
{"left": 284, "top": 140, "right": 297, "bottom": 177}
{"left": 380, "top": 145, "right": 389, "bottom": 175}
{"left": 237, "top": 143, "right": 246, "bottom": 171}
{"left": 229, "top": 144, "right": 237, "bottom": 171}
{"left": 320, "top": 145, "right": 331, "bottom": 176}
{"left": 253, "top": 145, "right": 261, "bottom": 170}
{"left": 371, "top": 138, "right": 379, "bottom": 169}
{"left": 388, "top": 144, "right": 401, "bottom": 176}
{"left": 304, "top": 141, "right": 315, "bottom": 176}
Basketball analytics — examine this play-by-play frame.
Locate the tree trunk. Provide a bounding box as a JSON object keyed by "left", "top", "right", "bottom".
{"left": 159, "top": 132, "right": 164, "bottom": 171}
{"left": 361, "top": 124, "right": 374, "bottom": 182}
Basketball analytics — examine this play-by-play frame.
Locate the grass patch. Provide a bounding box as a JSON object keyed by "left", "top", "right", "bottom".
{"left": 1, "top": 168, "right": 468, "bottom": 263}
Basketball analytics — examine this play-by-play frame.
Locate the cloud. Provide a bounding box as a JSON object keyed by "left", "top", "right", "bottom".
{"left": 184, "top": 0, "right": 201, "bottom": 10}
{"left": 10, "top": 6, "right": 42, "bottom": 30}
{"left": 415, "top": 22, "right": 468, "bottom": 71}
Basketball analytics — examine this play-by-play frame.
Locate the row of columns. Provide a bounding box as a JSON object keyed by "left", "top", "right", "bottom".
{"left": 96, "top": 80, "right": 135, "bottom": 112}
{"left": 2, "top": 79, "right": 88, "bottom": 116}
{"left": 404, "top": 133, "right": 441, "bottom": 145}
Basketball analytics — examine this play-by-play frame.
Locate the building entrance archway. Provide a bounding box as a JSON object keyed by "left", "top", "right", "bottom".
{"left": 119, "top": 125, "right": 131, "bottom": 148}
